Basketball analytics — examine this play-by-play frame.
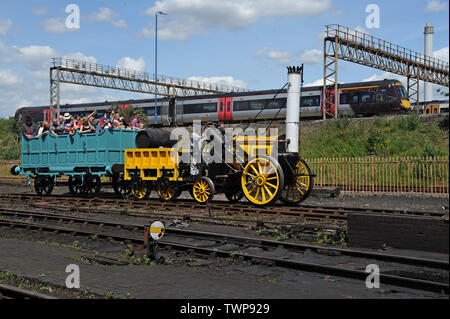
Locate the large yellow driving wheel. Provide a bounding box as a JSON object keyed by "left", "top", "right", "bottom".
{"left": 192, "top": 177, "right": 215, "bottom": 204}
{"left": 241, "top": 156, "right": 284, "bottom": 206}
{"left": 156, "top": 181, "right": 179, "bottom": 201}
{"left": 280, "top": 159, "right": 313, "bottom": 204}
{"left": 131, "top": 180, "right": 151, "bottom": 200}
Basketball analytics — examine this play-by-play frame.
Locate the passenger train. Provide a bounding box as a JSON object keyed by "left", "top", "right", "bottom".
{"left": 14, "top": 79, "right": 410, "bottom": 127}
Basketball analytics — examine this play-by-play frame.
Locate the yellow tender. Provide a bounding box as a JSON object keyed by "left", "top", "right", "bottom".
{"left": 124, "top": 148, "right": 183, "bottom": 182}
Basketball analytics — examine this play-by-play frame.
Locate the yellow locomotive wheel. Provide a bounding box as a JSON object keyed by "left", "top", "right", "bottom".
{"left": 192, "top": 177, "right": 215, "bottom": 204}
{"left": 156, "top": 181, "right": 179, "bottom": 201}
{"left": 280, "top": 159, "right": 314, "bottom": 205}
{"left": 241, "top": 156, "right": 284, "bottom": 206}
{"left": 131, "top": 180, "right": 151, "bottom": 200}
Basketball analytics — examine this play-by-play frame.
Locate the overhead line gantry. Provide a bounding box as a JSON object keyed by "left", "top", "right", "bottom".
{"left": 50, "top": 57, "right": 247, "bottom": 118}
{"left": 323, "top": 24, "right": 449, "bottom": 119}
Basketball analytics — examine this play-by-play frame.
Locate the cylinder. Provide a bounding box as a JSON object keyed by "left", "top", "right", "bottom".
{"left": 135, "top": 128, "right": 177, "bottom": 148}
{"left": 286, "top": 66, "right": 302, "bottom": 153}
{"left": 424, "top": 22, "right": 434, "bottom": 102}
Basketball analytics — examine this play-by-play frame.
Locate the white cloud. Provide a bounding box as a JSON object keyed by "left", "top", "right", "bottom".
{"left": 89, "top": 7, "right": 127, "bottom": 28}
{"left": 64, "top": 52, "right": 98, "bottom": 64}
{"left": 0, "top": 69, "right": 23, "bottom": 86}
{"left": 300, "top": 49, "right": 322, "bottom": 64}
{"left": 117, "top": 57, "right": 147, "bottom": 72}
{"left": 142, "top": 0, "right": 332, "bottom": 41}
{"left": 32, "top": 6, "right": 48, "bottom": 16}
{"left": 41, "top": 18, "right": 78, "bottom": 34}
{"left": 434, "top": 46, "right": 449, "bottom": 62}
{"left": 425, "top": 0, "right": 448, "bottom": 12}
{"left": 0, "top": 19, "right": 12, "bottom": 36}
{"left": 305, "top": 78, "right": 328, "bottom": 87}
{"left": 187, "top": 76, "right": 247, "bottom": 89}
{"left": 256, "top": 47, "right": 322, "bottom": 65}
{"left": 112, "top": 20, "right": 127, "bottom": 28}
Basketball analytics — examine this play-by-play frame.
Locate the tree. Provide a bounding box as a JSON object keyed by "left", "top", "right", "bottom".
{"left": 110, "top": 104, "right": 149, "bottom": 127}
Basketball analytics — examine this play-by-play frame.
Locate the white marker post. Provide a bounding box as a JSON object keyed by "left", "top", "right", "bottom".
{"left": 145, "top": 221, "right": 166, "bottom": 261}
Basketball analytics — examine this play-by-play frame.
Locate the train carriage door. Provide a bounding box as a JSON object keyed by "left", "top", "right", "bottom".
{"left": 225, "top": 97, "right": 232, "bottom": 121}
{"left": 218, "top": 98, "right": 225, "bottom": 121}
{"left": 323, "top": 89, "right": 336, "bottom": 117}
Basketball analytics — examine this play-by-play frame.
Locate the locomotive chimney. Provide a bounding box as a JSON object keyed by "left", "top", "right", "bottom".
{"left": 286, "top": 66, "right": 302, "bottom": 153}
{"left": 424, "top": 22, "right": 434, "bottom": 102}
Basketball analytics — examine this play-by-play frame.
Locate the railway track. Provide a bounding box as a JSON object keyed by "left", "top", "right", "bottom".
{"left": 0, "top": 193, "right": 446, "bottom": 221}
{"left": 0, "top": 283, "right": 57, "bottom": 299}
{"left": 0, "top": 208, "right": 448, "bottom": 294}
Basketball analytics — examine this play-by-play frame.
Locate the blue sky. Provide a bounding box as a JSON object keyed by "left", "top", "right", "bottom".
{"left": 0, "top": 0, "right": 448, "bottom": 117}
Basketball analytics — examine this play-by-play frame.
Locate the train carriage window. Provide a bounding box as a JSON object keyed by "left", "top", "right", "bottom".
{"left": 227, "top": 101, "right": 231, "bottom": 112}
{"left": 301, "top": 96, "right": 320, "bottom": 107}
{"left": 220, "top": 101, "right": 224, "bottom": 112}
{"left": 397, "top": 86, "right": 408, "bottom": 100}
{"left": 145, "top": 106, "right": 162, "bottom": 116}
{"left": 183, "top": 103, "right": 217, "bottom": 114}
{"left": 379, "top": 89, "right": 387, "bottom": 102}
{"left": 267, "top": 98, "right": 286, "bottom": 109}
{"left": 349, "top": 93, "right": 359, "bottom": 104}
{"left": 340, "top": 93, "right": 349, "bottom": 104}
{"left": 233, "top": 101, "right": 250, "bottom": 111}
{"left": 249, "top": 100, "right": 266, "bottom": 110}
{"left": 360, "top": 93, "right": 374, "bottom": 103}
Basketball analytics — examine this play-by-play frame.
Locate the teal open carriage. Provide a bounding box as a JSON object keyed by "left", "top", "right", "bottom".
{"left": 11, "top": 129, "right": 139, "bottom": 196}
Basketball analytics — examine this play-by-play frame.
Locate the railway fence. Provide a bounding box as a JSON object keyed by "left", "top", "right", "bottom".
{"left": 2, "top": 156, "right": 449, "bottom": 195}
{"left": 307, "top": 156, "right": 449, "bottom": 195}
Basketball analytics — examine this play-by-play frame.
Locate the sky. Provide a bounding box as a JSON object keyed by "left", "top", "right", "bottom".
{"left": 0, "top": 0, "right": 448, "bottom": 117}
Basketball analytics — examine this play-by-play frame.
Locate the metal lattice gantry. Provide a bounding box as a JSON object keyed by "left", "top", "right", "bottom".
{"left": 50, "top": 57, "right": 247, "bottom": 118}
{"left": 323, "top": 24, "right": 449, "bottom": 118}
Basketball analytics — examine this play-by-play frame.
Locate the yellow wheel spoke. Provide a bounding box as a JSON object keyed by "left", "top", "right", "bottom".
{"left": 263, "top": 185, "right": 273, "bottom": 198}
{"left": 248, "top": 185, "right": 257, "bottom": 195}
{"left": 266, "top": 182, "right": 277, "bottom": 189}
{"left": 250, "top": 164, "right": 259, "bottom": 176}
{"left": 261, "top": 187, "right": 266, "bottom": 202}
{"left": 254, "top": 187, "right": 260, "bottom": 201}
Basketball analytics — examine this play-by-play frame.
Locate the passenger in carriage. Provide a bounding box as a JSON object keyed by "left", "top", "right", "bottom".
{"left": 50, "top": 118, "right": 64, "bottom": 136}
{"left": 36, "top": 121, "right": 50, "bottom": 137}
{"left": 129, "top": 112, "right": 140, "bottom": 129}
{"left": 21, "top": 115, "right": 39, "bottom": 140}
{"left": 96, "top": 110, "right": 113, "bottom": 133}
{"left": 61, "top": 113, "right": 75, "bottom": 135}
{"left": 79, "top": 117, "right": 96, "bottom": 134}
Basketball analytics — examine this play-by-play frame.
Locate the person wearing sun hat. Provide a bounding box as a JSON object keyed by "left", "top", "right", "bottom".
{"left": 62, "top": 113, "right": 75, "bottom": 135}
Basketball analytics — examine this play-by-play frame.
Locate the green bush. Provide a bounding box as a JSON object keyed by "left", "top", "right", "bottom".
{"left": 300, "top": 115, "right": 449, "bottom": 159}
{"left": 0, "top": 118, "right": 20, "bottom": 160}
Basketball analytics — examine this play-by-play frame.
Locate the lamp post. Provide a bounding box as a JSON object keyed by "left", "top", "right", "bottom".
{"left": 155, "top": 11, "right": 168, "bottom": 125}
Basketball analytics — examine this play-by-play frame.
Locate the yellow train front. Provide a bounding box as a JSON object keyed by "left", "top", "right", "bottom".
{"left": 123, "top": 129, "right": 314, "bottom": 206}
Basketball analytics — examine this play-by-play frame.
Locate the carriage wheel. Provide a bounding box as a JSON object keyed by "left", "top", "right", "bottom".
{"left": 280, "top": 159, "right": 314, "bottom": 205}
{"left": 224, "top": 189, "right": 244, "bottom": 203}
{"left": 156, "top": 181, "right": 180, "bottom": 201}
{"left": 241, "top": 156, "right": 284, "bottom": 206}
{"left": 192, "top": 177, "right": 215, "bottom": 204}
{"left": 112, "top": 175, "right": 132, "bottom": 199}
{"left": 131, "top": 180, "right": 152, "bottom": 200}
{"left": 68, "top": 176, "right": 84, "bottom": 196}
{"left": 34, "top": 176, "right": 54, "bottom": 196}
{"left": 84, "top": 175, "right": 101, "bottom": 197}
